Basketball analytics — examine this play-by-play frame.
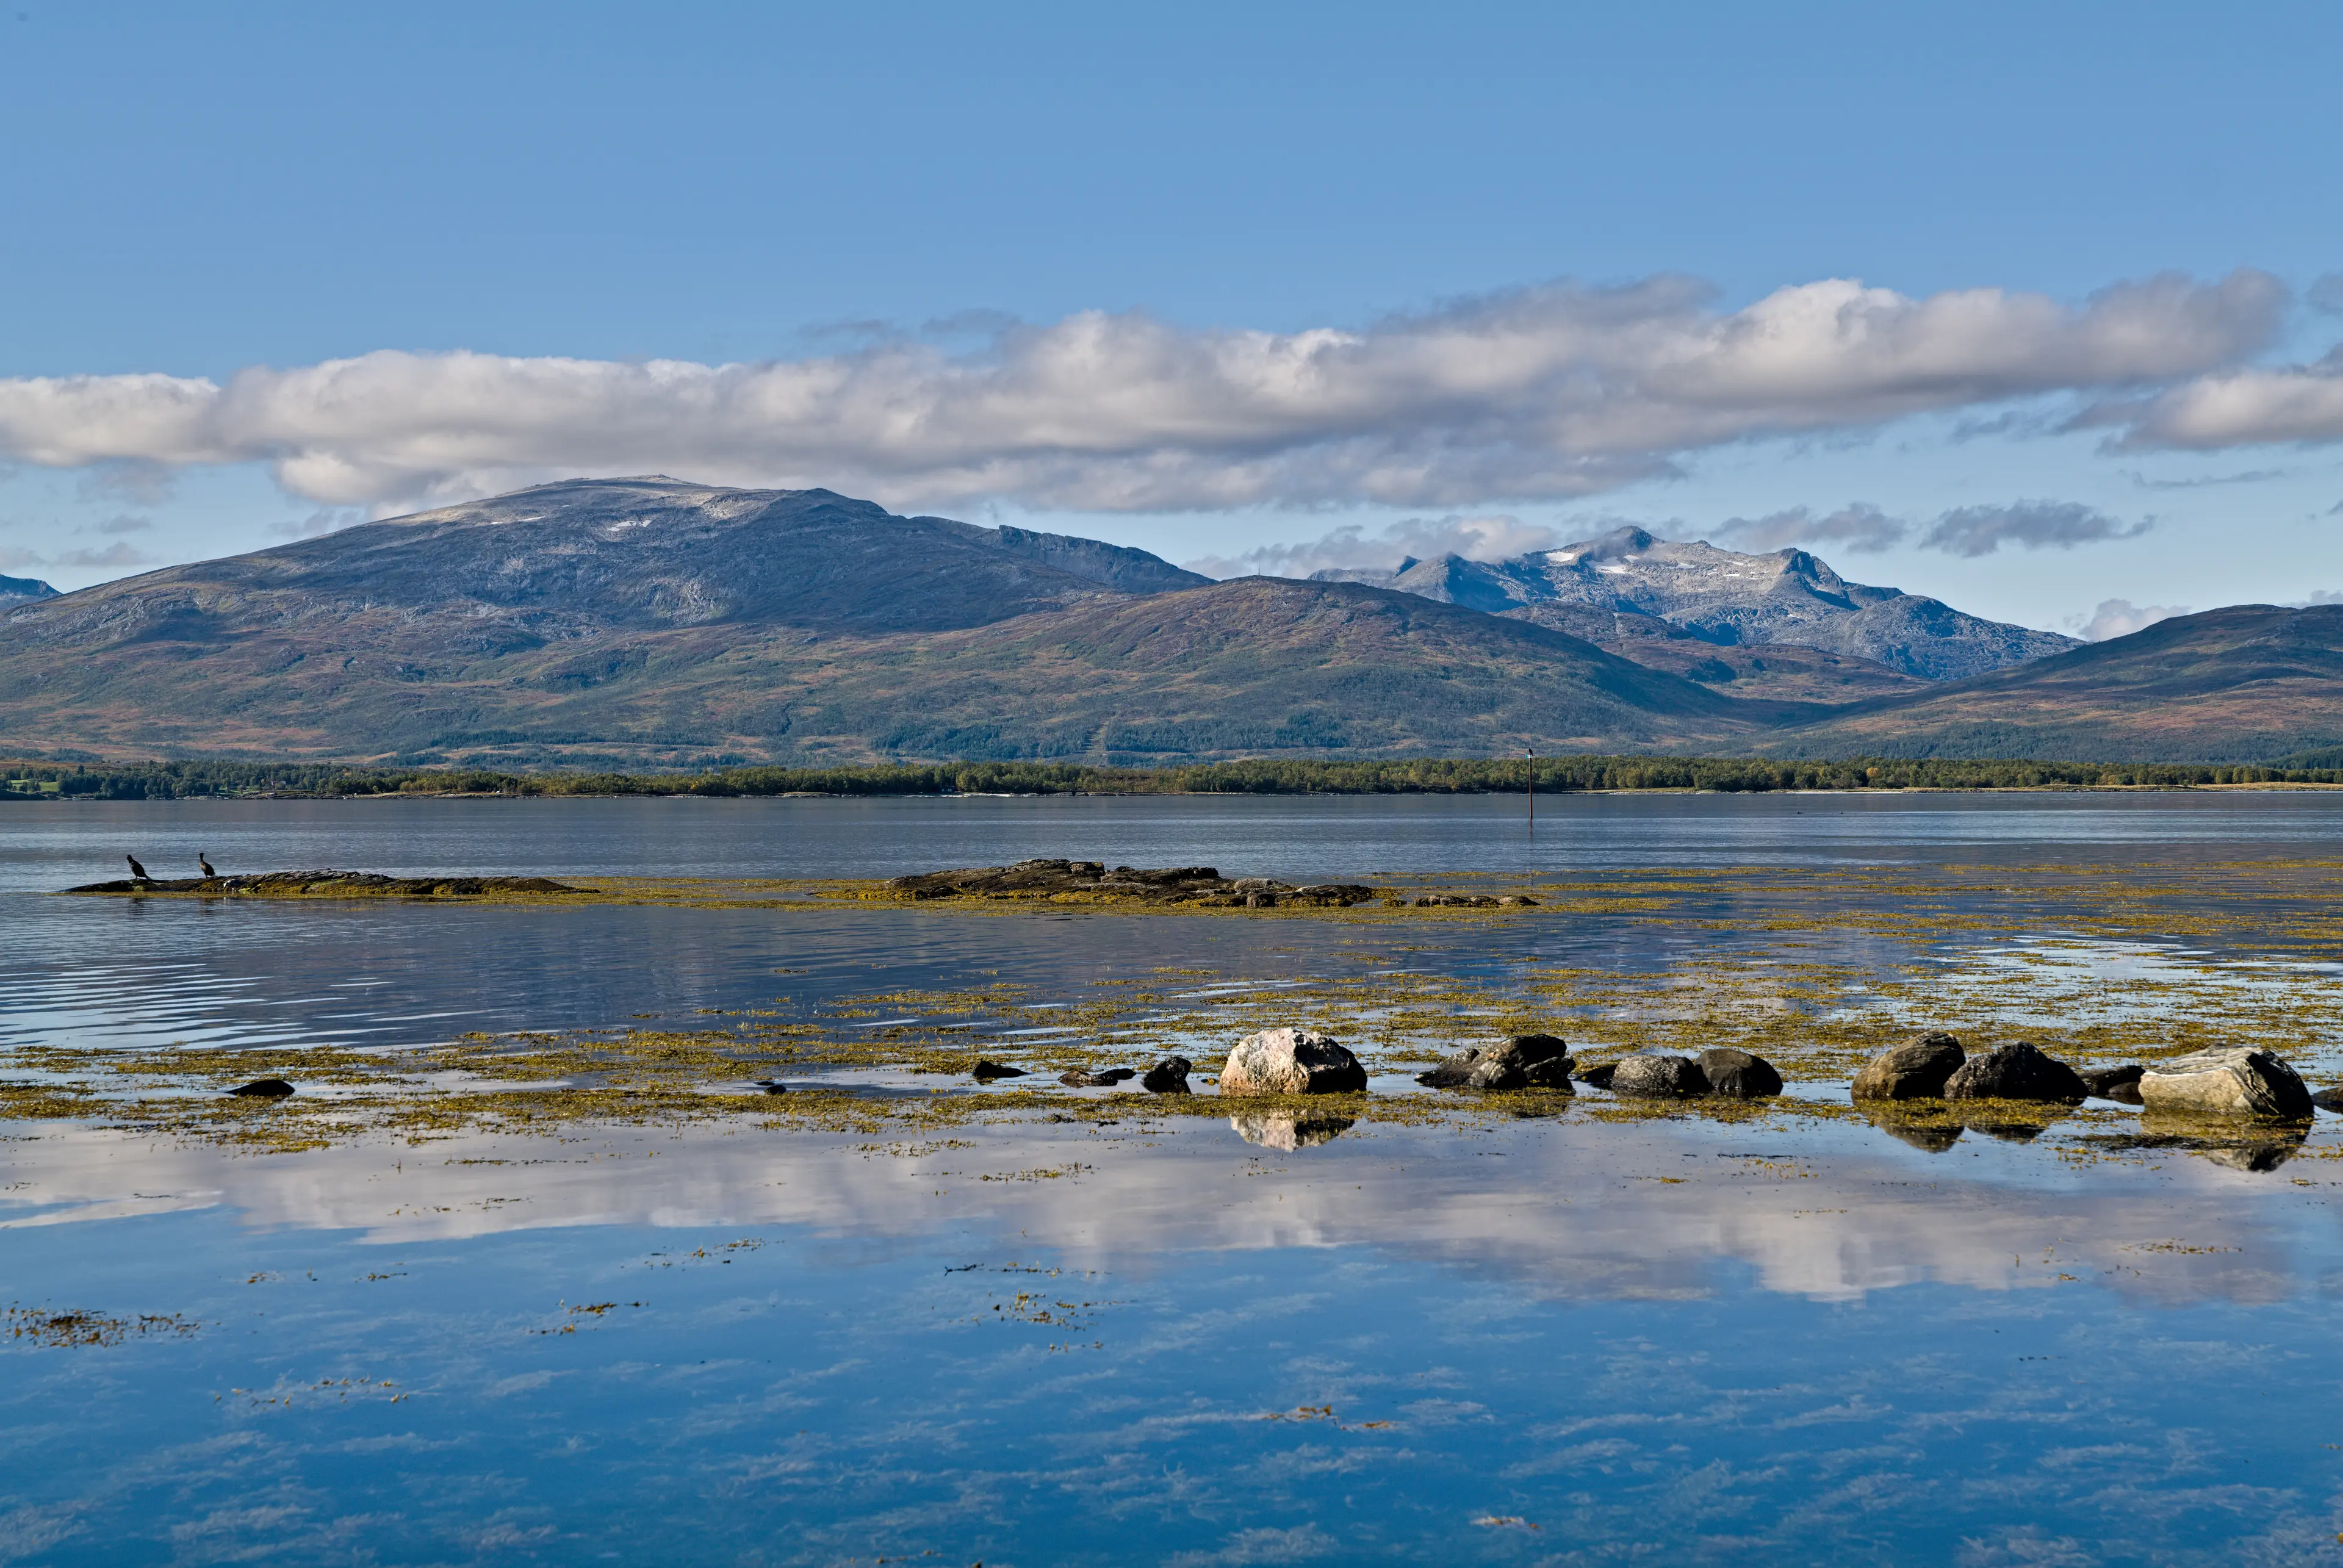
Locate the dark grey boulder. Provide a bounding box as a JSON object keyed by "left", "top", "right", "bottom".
{"left": 1575, "top": 1062, "right": 1618, "bottom": 1090}
{"left": 1418, "top": 1034, "right": 1573, "bottom": 1091}
{"left": 2312, "top": 1087, "right": 2343, "bottom": 1114}
{"left": 2079, "top": 1065, "right": 2145, "bottom": 1103}
{"left": 1699, "top": 1048, "right": 1782, "bottom": 1099}
{"left": 1850, "top": 1032, "right": 1964, "bottom": 1102}
{"left": 1610, "top": 1054, "right": 1710, "bottom": 1098}
{"left": 228, "top": 1077, "right": 293, "bottom": 1099}
{"left": 971, "top": 1060, "right": 1027, "bottom": 1081}
{"left": 751, "top": 1078, "right": 789, "bottom": 1095}
{"left": 1942, "top": 1043, "right": 2088, "bottom": 1106}
{"left": 1142, "top": 1056, "right": 1193, "bottom": 1094}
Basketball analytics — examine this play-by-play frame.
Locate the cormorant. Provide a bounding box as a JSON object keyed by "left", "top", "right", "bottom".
{"left": 125, "top": 855, "right": 149, "bottom": 881}
{"left": 198, "top": 852, "right": 216, "bottom": 877}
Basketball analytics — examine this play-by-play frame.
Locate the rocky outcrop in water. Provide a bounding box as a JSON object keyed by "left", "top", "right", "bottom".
{"left": 885, "top": 860, "right": 1375, "bottom": 907}
{"left": 228, "top": 1078, "right": 293, "bottom": 1099}
{"left": 971, "top": 1060, "right": 1027, "bottom": 1081}
{"left": 2138, "top": 1049, "right": 2312, "bottom": 1121}
{"left": 1417, "top": 1034, "right": 1574, "bottom": 1091}
{"left": 1851, "top": 1033, "right": 1965, "bottom": 1101}
{"left": 1610, "top": 1054, "right": 1711, "bottom": 1098}
{"left": 1219, "top": 1028, "right": 1369, "bottom": 1095}
{"left": 70, "top": 870, "right": 585, "bottom": 897}
{"left": 1942, "top": 1043, "right": 2088, "bottom": 1106}
{"left": 1059, "top": 1068, "right": 1136, "bottom": 1087}
{"left": 1699, "top": 1048, "right": 1783, "bottom": 1099}
{"left": 1142, "top": 1056, "right": 1193, "bottom": 1093}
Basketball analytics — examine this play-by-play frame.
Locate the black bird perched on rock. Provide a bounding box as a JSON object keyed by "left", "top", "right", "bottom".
{"left": 125, "top": 855, "right": 149, "bottom": 881}
{"left": 198, "top": 852, "right": 216, "bottom": 877}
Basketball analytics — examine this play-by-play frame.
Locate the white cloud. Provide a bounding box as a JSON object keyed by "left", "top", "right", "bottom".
{"left": 1186, "top": 512, "right": 1565, "bottom": 578}
{"left": 1711, "top": 503, "right": 1907, "bottom": 553}
{"left": 2106, "top": 345, "right": 2343, "bottom": 450}
{"left": 0, "top": 270, "right": 2287, "bottom": 515}
{"left": 2073, "top": 598, "right": 2190, "bottom": 640}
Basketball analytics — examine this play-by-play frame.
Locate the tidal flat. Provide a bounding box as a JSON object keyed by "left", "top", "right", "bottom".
{"left": 7, "top": 793, "right": 2343, "bottom": 1564}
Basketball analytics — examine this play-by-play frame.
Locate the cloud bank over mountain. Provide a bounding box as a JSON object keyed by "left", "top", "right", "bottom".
{"left": 0, "top": 270, "right": 2293, "bottom": 516}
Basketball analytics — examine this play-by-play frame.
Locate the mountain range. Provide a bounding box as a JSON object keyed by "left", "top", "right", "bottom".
{"left": 0, "top": 477, "right": 2336, "bottom": 766}
{"left": 1316, "top": 528, "right": 2077, "bottom": 680}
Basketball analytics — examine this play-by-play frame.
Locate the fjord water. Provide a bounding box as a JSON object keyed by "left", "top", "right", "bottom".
{"left": 7, "top": 793, "right": 2343, "bottom": 1565}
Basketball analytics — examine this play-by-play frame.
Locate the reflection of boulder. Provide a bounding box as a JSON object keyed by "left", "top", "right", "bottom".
{"left": 1851, "top": 1033, "right": 1963, "bottom": 1101}
{"left": 1220, "top": 1028, "right": 1368, "bottom": 1095}
{"left": 1699, "top": 1048, "right": 1782, "bottom": 1099}
{"left": 1230, "top": 1114, "right": 1355, "bottom": 1151}
{"left": 1943, "top": 1043, "right": 2087, "bottom": 1106}
{"left": 1955, "top": 1110, "right": 2056, "bottom": 1143}
{"left": 1418, "top": 1034, "right": 1574, "bottom": 1091}
{"left": 1611, "top": 1054, "right": 1709, "bottom": 1098}
{"left": 2139, "top": 1049, "right": 2313, "bottom": 1122}
{"left": 1857, "top": 1106, "right": 1964, "bottom": 1153}
{"left": 2134, "top": 1111, "right": 2308, "bottom": 1172}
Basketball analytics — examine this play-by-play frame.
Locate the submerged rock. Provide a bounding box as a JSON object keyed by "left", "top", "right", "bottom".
{"left": 2138, "top": 1049, "right": 2313, "bottom": 1121}
{"left": 1219, "top": 1027, "right": 1367, "bottom": 1095}
{"left": 1230, "top": 1113, "right": 1355, "bottom": 1150}
{"left": 1850, "top": 1032, "right": 1965, "bottom": 1102}
{"left": 2079, "top": 1065, "right": 2146, "bottom": 1103}
{"left": 971, "top": 1060, "right": 1028, "bottom": 1081}
{"left": 2312, "top": 1087, "right": 2343, "bottom": 1114}
{"left": 1141, "top": 1056, "right": 1193, "bottom": 1094}
{"left": 1610, "top": 1054, "right": 1710, "bottom": 1098}
{"left": 751, "top": 1079, "right": 789, "bottom": 1096}
{"left": 1699, "top": 1048, "right": 1782, "bottom": 1099}
{"left": 1942, "top": 1043, "right": 2088, "bottom": 1106}
{"left": 1418, "top": 1034, "right": 1574, "bottom": 1091}
{"left": 1059, "top": 1068, "right": 1137, "bottom": 1088}
{"left": 228, "top": 1077, "right": 294, "bottom": 1099}
{"left": 1575, "top": 1062, "right": 1618, "bottom": 1090}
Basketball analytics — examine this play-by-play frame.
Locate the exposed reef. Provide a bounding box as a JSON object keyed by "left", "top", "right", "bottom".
{"left": 67, "top": 869, "right": 589, "bottom": 898}
{"left": 883, "top": 860, "right": 1376, "bottom": 907}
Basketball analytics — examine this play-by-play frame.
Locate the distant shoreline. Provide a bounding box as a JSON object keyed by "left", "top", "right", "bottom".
{"left": 9, "top": 755, "right": 2343, "bottom": 802}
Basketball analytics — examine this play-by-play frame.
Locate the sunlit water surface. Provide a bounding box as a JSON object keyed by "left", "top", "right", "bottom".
{"left": 6, "top": 794, "right": 2343, "bottom": 1565}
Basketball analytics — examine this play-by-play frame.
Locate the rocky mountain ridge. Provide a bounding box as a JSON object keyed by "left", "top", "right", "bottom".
{"left": 0, "top": 574, "right": 57, "bottom": 606}
{"left": 1314, "top": 526, "right": 2078, "bottom": 680}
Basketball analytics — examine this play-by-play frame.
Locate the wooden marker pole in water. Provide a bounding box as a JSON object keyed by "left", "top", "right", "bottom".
{"left": 1526, "top": 747, "right": 1535, "bottom": 841}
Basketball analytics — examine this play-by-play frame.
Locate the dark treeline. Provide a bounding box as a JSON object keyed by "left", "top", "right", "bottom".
{"left": 7, "top": 755, "right": 2343, "bottom": 801}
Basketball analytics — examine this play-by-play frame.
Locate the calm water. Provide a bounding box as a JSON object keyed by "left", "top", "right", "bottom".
{"left": 6, "top": 794, "right": 2343, "bottom": 1565}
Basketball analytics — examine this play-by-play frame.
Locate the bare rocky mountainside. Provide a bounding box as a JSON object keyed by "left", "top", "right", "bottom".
{"left": 0, "top": 478, "right": 1792, "bottom": 765}
{"left": 1316, "top": 526, "right": 2078, "bottom": 680}
{"left": 1, "top": 479, "right": 2336, "bottom": 764}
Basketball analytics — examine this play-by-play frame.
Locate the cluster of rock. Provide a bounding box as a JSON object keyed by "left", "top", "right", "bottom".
{"left": 974, "top": 1054, "right": 1201, "bottom": 1093}
{"left": 1850, "top": 1032, "right": 2317, "bottom": 1121}
{"left": 1574, "top": 1048, "right": 1784, "bottom": 1100}
{"left": 887, "top": 860, "right": 1374, "bottom": 908}
{"left": 1407, "top": 893, "right": 1539, "bottom": 909}
{"left": 71, "top": 870, "right": 584, "bottom": 898}
{"left": 1417, "top": 1035, "right": 1574, "bottom": 1090}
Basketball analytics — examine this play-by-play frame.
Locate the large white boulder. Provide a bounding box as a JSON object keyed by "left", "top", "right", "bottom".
{"left": 2137, "top": 1048, "right": 2312, "bottom": 1121}
{"left": 1219, "top": 1028, "right": 1367, "bottom": 1095}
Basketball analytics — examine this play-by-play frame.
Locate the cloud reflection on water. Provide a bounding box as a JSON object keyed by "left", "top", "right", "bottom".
{"left": 3, "top": 1111, "right": 2323, "bottom": 1310}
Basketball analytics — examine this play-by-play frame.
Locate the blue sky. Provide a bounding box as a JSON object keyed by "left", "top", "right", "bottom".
{"left": 2, "top": 0, "right": 2340, "bottom": 636}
